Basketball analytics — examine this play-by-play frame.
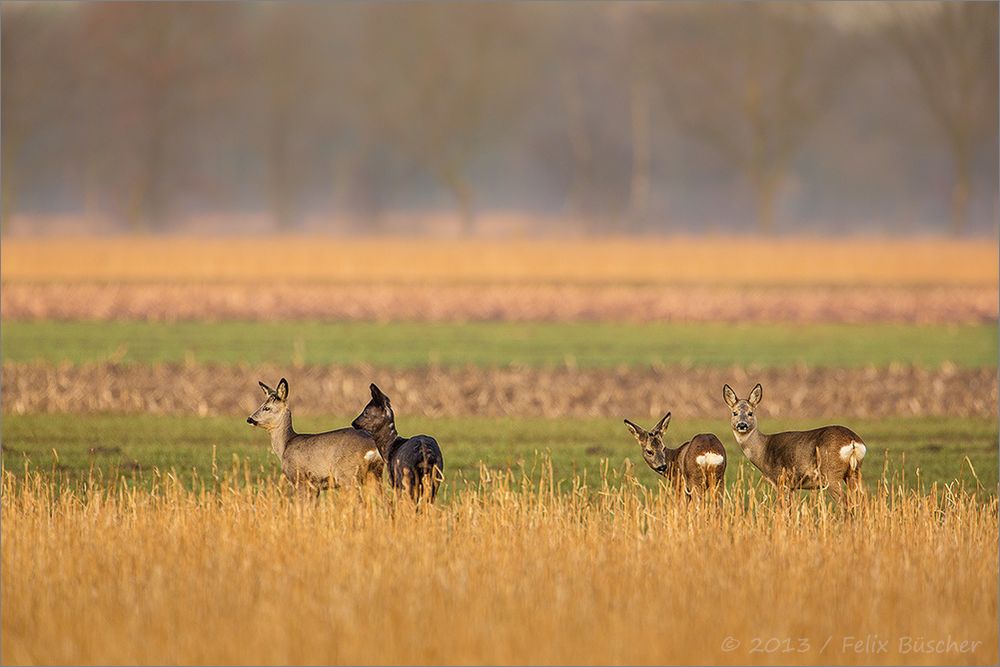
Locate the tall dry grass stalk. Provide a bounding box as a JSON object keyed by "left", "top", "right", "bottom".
{"left": 3, "top": 237, "right": 996, "bottom": 285}
{"left": 2, "top": 462, "right": 997, "bottom": 666}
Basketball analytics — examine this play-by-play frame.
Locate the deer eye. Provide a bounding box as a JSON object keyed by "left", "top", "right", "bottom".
{"left": 732, "top": 411, "right": 737, "bottom": 416}
{"left": 748, "top": 411, "right": 753, "bottom": 416}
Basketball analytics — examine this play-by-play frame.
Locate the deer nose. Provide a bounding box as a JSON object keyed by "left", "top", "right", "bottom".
{"left": 737, "top": 422, "right": 749, "bottom": 431}
{"left": 247, "top": 417, "right": 256, "bottom": 425}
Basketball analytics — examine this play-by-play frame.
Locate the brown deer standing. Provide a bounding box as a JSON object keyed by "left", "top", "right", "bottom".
{"left": 624, "top": 412, "right": 727, "bottom": 497}
{"left": 723, "top": 383, "right": 866, "bottom": 501}
{"left": 247, "top": 378, "right": 383, "bottom": 495}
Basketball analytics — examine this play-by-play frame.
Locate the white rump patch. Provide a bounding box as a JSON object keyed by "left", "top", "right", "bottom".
{"left": 364, "top": 450, "right": 380, "bottom": 463}
{"left": 839, "top": 442, "right": 867, "bottom": 470}
{"left": 695, "top": 452, "right": 725, "bottom": 467}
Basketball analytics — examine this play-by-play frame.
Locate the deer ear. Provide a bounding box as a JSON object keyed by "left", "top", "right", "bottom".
{"left": 654, "top": 412, "right": 671, "bottom": 434}
{"left": 748, "top": 383, "right": 762, "bottom": 407}
{"left": 276, "top": 378, "right": 289, "bottom": 401}
{"left": 371, "top": 383, "right": 391, "bottom": 407}
{"left": 723, "top": 384, "right": 738, "bottom": 408}
{"left": 623, "top": 419, "right": 645, "bottom": 440}
{"left": 259, "top": 381, "right": 273, "bottom": 395}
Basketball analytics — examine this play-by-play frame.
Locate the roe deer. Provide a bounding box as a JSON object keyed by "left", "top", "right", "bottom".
{"left": 723, "top": 383, "right": 866, "bottom": 500}
{"left": 247, "top": 378, "right": 383, "bottom": 494}
{"left": 352, "top": 384, "right": 444, "bottom": 503}
{"left": 623, "top": 412, "right": 726, "bottom": 496}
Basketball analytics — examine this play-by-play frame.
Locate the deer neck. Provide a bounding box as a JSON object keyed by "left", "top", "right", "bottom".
{"left": 370, "top": 420, "right": 399, "bottom": 458}
{"left": 734, "top": 427, "right": 769, "bottom": 464}
{"left": 267, "top": 410, "right": 296, "bottom": 459}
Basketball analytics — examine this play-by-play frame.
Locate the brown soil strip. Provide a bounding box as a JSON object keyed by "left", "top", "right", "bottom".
{"left": 4, "top": 362, "right": 995, "bottom": 418}
{"left": 3, "top": 283, "right": 996, "bottom": 323}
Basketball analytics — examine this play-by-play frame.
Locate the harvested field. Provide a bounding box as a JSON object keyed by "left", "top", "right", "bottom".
{"left": 3, "top": 471, "right": 997, "bottom": 666}
{"left": 4, "top": 362, "right": 995, "bottom": 418}
{"left": 3, "top": 283, "right": 996, "bottom": 324}
{"left": 3, "top": 237, "right": 996, "bottom": 285}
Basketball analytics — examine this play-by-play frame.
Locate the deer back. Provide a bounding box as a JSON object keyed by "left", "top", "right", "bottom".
{"left": 283, "top": 427, "right": 382, "bottom": 488}
{"left": 760, "top": 425, "right": 863, "bottom": 486}
{"left": 679, "top": 434, "right": 727, "bottom": 490}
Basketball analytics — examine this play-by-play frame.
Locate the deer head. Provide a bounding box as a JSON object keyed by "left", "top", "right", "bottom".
{"left": 724, "top": 383, "right": 762, "bottom": 440}
{"left": 624, "top": 412, "right": 672, "bottom": 474}
{"left": 247, "top": 378, "right": 290, "bottom": 430}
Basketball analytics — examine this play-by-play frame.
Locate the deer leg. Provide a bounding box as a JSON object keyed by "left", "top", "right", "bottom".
{"left": 401, "top": 468, "right": 415, "bottom": 502}
{"left": 686, "top": 485, "right": 700, "bottom": 503}
{"left": 845, "top": 470, "right": 865, "bottom": 511}
{"left": 825, "top": 478, "right": 844, "bottom": 505}
{"left": 292, "top": 480, "right": 313, "bottom": 502}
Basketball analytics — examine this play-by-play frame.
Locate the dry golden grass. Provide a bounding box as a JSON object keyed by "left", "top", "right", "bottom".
{"left": 2, "top": 237, "right": 996, "bottom": 285}
{"left": 2, "top": 464, "right": 997, "bottom": 666}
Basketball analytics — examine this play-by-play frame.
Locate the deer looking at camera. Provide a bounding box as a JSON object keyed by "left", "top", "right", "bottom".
{"left": 623, "top": 412, "right": 727, "bottom": 497}
{"left": 247, "top": 378, "right": 383, "bottom": 495}
{"left": 723, "top": 383, "right": 866, "bottom": 501}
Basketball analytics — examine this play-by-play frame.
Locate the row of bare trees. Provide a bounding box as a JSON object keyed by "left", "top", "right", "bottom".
{"left": 2, "top": 2, "right": 996, "bottom": 235}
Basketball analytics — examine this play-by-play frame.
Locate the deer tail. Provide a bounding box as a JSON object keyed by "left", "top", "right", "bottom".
{"left": 839, "top": 441, "right": 867, "bottom": 471}
{"left": 695, "top": 452, "right": 725, "bottom": 468}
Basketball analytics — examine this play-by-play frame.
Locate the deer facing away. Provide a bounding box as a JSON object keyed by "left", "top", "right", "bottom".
{"left": 624, "top": 412, "right": 727, "bottom": 496}
{"left": 352, "top": 384, "right": 444, "bottom": 503}
{"left": 247, "top": 378, "right": 383, "bottom": 494}
{"left": 723, "top": 383, "right": 866, "bottom": 500}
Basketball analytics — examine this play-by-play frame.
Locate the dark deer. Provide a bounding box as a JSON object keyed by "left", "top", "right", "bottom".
{"left": 623, "top": 412, "right": 727, "bottom": 497}
{"left": 352, "top": 384, "right": 444, "bottom": 503}
{"left": 723, "top": 383, "right": 866, "bottom": 501}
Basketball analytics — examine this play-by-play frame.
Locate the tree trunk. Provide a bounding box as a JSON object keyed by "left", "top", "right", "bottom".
{"left": 443, "top": 167, "right": 475, "bottom": 235}
{"left": 627, "top": 72, "right": 652, "bottom": 233}
{"left": 560, "top": 69, "right": 594, "bottom": 225}
{"left": 268, "top": 140, "right": 296, "bottom": 231}
{"left": 949, "top": 145, "right": 971, "bottom": 236}
{"left": 1, "top": 138, "right": 18, "bottom": 234}
{"left": 128, "top": 125, "right": 167, "bottom": 232}
{"left": 267, "top": 101, "right": 298, "bottom": 231}
{"left": 751, "top": 172, "right": 781, "bottom": 235}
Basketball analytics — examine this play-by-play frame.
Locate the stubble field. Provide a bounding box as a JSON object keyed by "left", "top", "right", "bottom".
{"left": 2, "top": 237, "right": 998, "bottom": 665}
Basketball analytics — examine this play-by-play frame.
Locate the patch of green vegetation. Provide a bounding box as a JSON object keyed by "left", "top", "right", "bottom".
{"left": 2, "top": 321, "right": 996, "bottom": 368}
{"left": 2, "top": 414, "right": 995, "bottom": 492}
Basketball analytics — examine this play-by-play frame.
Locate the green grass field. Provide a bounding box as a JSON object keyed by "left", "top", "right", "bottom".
{"left": 3, "top": 321, "right": 996, "bottom": 368}
{"left": 3, "top": 414, "right": 995, "bottom": 492}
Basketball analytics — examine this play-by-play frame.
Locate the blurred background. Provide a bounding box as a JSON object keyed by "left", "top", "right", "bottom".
{"left": 1, "top": 1, "right": 997, "bottom": 496}
{"left": 2, "top": 1, "right": 998, "bottom": 237}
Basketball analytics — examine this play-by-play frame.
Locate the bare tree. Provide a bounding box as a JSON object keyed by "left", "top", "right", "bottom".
{"left": 255, "top": 5, "right": 312, "bottom": 230}
{"left": 654, "top": 5, "right": 855, "bottom": 233}
{"left": 78, "top": 4, "right": 232, "bottom": 231}
{"left": 1, "top": 5, "right": 75, "bottom": 228}
{"left": 615, "top": 5, "right": 659, "bottom": 231}
{"left": 886, "top": 3, "right": 998, "bottom": 235}
{"left": 357, "top": 4, "right": 534, "bottom": 234}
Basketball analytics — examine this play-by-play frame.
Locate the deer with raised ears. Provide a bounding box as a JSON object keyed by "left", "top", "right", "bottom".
{"left": 723, "top": 383, "right": 866, "bottom": 500}
{"left": 247, "top": 378, "right": 383, "bottom": 495}
{"left": 352, "top": 384, "right": 444, "bottom": 503}
{"left": 623, "top": 412, "right": 727, "bottom": 497}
